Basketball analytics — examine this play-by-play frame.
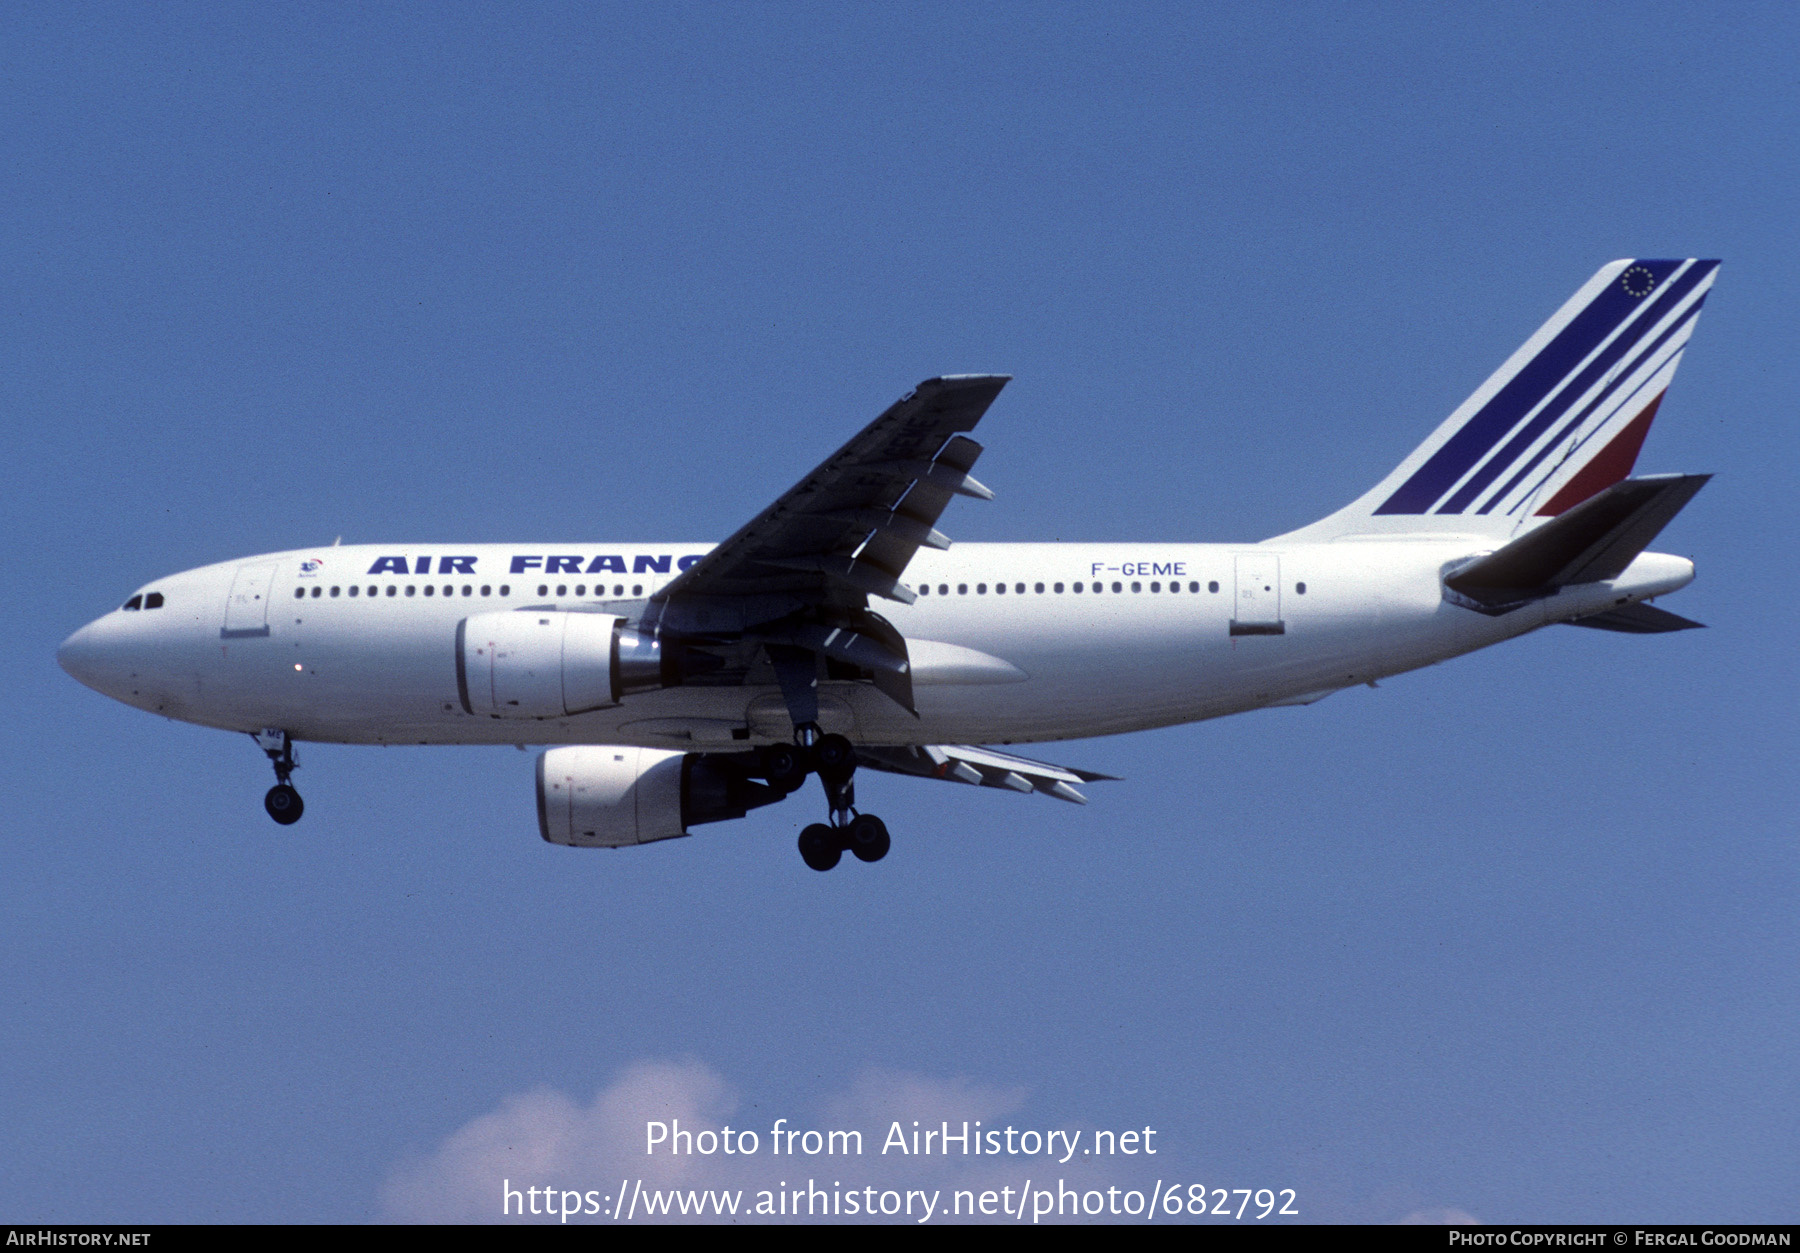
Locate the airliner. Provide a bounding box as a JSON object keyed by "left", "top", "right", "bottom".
{"left": 59, "top": 259, "right": 1717, "bottom": 870}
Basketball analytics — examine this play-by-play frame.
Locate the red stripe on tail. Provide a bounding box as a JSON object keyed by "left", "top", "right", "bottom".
{"left": 1536, "top": 391, "right": 1665, "bottom": 516}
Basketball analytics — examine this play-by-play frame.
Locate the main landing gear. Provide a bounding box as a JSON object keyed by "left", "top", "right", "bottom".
{"left": 778, "top": 724, "right": 890, "bottom": 872}
{"left": 253, "top": 729, "right": 304, "bottom": 825}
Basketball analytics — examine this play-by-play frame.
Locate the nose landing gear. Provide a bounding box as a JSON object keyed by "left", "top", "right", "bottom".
{"left": 789, "top": 724, "right": 889, "bottom": 871}
{"left": 253, "top": 729, "right": 304, "bottom": 825}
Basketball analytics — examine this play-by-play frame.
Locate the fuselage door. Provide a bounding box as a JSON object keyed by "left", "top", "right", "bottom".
{"left": 222, "top": 563, "right": 277, "bottom": 638}
{"left": 1230, "top": 553, "right": 1285, "bottom": 636}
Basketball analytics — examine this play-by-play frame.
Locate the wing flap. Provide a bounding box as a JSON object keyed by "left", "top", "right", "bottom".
{"left": 856, "top": 743, "right": 1118, "bottom": 804}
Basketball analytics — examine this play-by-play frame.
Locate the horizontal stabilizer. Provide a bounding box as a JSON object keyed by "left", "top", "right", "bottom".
{"left": 1565, "top": 603, "right": 1705, "bottom": 633}
{"left": 1445, "top": 474, "right": 1708, "bottom": 606}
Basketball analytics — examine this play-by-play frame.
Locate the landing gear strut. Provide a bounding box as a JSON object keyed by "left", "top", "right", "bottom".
{"left": 790, "top": 723, "right": 889, "bottom": 871}
{"left": 253, "top": 728, "right": 304, "bottom": 825}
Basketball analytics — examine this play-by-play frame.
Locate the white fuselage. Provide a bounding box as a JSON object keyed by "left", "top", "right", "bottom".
{"left": 58, "top": 540, "right": 1694, "bottom": 750}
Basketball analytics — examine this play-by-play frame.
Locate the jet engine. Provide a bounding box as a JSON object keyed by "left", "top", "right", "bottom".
{"left": 456, "top": 611, "right": 668, "bottom": 718}
{"left": 536, "top": 746, "right": 784, "bottom": 847}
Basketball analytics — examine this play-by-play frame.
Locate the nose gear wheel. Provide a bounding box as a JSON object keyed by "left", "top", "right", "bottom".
{"left": 252, "top": 729, "right": 305, "bottom": 825}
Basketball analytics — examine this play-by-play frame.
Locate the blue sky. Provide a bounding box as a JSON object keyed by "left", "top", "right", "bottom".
{"left": 3, "top": 2, "right": 1795, "bottom": 1223}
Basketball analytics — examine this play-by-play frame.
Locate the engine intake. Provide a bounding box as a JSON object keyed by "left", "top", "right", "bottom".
{"left": 536, "top": 746, "right": 783, "bottom": 847}
{"left": 456, "top": 611, "right": 667, "bottom": 718}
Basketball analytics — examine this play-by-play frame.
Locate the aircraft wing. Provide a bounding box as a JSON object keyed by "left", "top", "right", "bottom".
{"left": 653, "top": 375, "right": 1008, "bottom": 624}
{"left": 856, "top": 743, "right": 1118, "bottom": 805}
{"left": 646, "top": 375, "right": 1009, "bottom": 719}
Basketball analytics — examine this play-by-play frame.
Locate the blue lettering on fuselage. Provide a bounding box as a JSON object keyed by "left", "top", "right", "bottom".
{"left": 1092, "top": 560, "right": 1188, "bottom": 577}
{"left": 368, "top": 553, "right": 698, "bottom": 577}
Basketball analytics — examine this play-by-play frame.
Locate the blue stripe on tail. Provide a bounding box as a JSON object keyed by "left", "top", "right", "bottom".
{"left": 1374, "top": 259, "right": 1687, "bottom": 515}
{"left": 1438, "top": 261, "right": 1717, "bottom": 514}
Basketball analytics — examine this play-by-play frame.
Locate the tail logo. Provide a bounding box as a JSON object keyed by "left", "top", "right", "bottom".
{"left": 1370, "top": 258, "right": 1718, "bottom": 518}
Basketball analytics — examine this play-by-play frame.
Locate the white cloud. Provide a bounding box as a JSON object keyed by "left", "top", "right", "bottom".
{"left": 1397, "top": 1207, "right": 1480, "bottom": 1224}
{"left": 380, "top": 1060, "right": 1145, "bottom": 1224}
{"left": 380, "top": 1058, "right": 740, "bottom": 1222}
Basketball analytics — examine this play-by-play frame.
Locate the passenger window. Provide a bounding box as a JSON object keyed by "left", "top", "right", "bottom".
{"left": 614, "top": 584, "right": 624, "bottom": 597}
{"left": 538, "top": 585, "right": 548, "bottom": 596}
{"left": 958, "top": 584, "right": 968, "bottom": 595}
{"left": 499, "top": 585, "right": 510, "bottom": 596}
{"left": 386, "top": 586, "right": 397, "bottom": 597}
{"left": 124, "top": 595, "right": 143, "bottom": 610}
{"left": 481, "top": 585, "right": 491, "bottom": 596}
{"left": 348, "top": 586, "right": 358, "bottom": 597}
{"left": 330, "top": 586, "right": 340, "bottom": 597}
{"left": 1054, "top": 582, "right": 1064, "bottom": 593}
{"left": 938, "top": 584, "right": 948, "bottom": 596}
{"left": 556, "top": 585, "right": 567, "bottom": 597}
{"left": 1150, "top": 582, "right": 1160, "bottom": 592}
{"left": 367, "top": 586, "right": 377, "bottom": 597}
{"left": 405, "top": 586, "right": 415, "bottom": 597}
{"left": 424, "top": 585, "right": 435, "bottom": 597}
{"left": 1073, "top": 582, "right": 1083, "bottom": 593}
{"left": 1035, "top": 582, "right": 1044, "bottom": 593}
{"left": 918, "top": 584, "right": 929, "bottom": 596}
{"left": 293, "top": 588, "right": 305, "bottom": 599}
{"left": 977, "top": 583, "right": 987, "bottom": 594}
{"left": 575, "top": 585, "right": 586, "bottom": 597}
{"left": 1132, "top": 581, "right": 1142, "bottom": 592}
{"left": 632, "top": 584, "right": 642, "bottom": 596}
{"left": 1208, "top": 581, "right": 1220, "bottom": 593}
{"left": 463, "top": 585, "right": 473, "bottom": 596}
{"left": 994, "top": 582, "right": 1004, "bottom": 594}
{"left": 1112, "top": 582, "right": 1122, "bottom": 593}
{"left": 1296, "top": 582, "right": 1307, "bottom": 594}
{"left": 310, "top": 587, "right": 321, "bottom": 598}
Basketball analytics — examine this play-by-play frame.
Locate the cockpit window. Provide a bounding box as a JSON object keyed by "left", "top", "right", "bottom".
{"left": 144, "top": 592, "right": 164, "bottom": 609}
{"left": 123, "top": 595, "right": 143, "bottom": 611}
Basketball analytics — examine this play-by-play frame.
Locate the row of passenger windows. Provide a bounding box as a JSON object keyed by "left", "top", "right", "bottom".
{"left": 289, "top": 579, "right": 1312, "bottom": 602}
{"left": 296, "top": 584, "right": 514, "bottom": 599}
{"left": 916, "top": 579, "right": 1243, "bottom": 596}
{"left": 538, "top": 583, "right": 643, "bottom": 598}
{"left": 292, "top": 582, "right": 654, "bottom": 601}
{"left": 121, "top": 593, "right": 165, "bottom": 610}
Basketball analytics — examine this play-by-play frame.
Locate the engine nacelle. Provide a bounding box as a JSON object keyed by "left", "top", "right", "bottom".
{"left": 456, "top": 611, "right": 666, "bottom": 719}
{"left": 536, "top": 746, "right": 784, "bottom": 848}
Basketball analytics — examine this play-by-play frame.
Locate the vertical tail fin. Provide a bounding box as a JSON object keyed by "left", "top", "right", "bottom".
{"left": 1278, "top": 259, "right": 1719, "bottom": 541}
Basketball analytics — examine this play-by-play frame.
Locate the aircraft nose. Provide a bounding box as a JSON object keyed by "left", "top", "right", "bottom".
{"left": 59, "top": 621, "right": 99, "bottom": 686}
{"left": 58, "top": 618, "right": 121, "bottom": 694}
